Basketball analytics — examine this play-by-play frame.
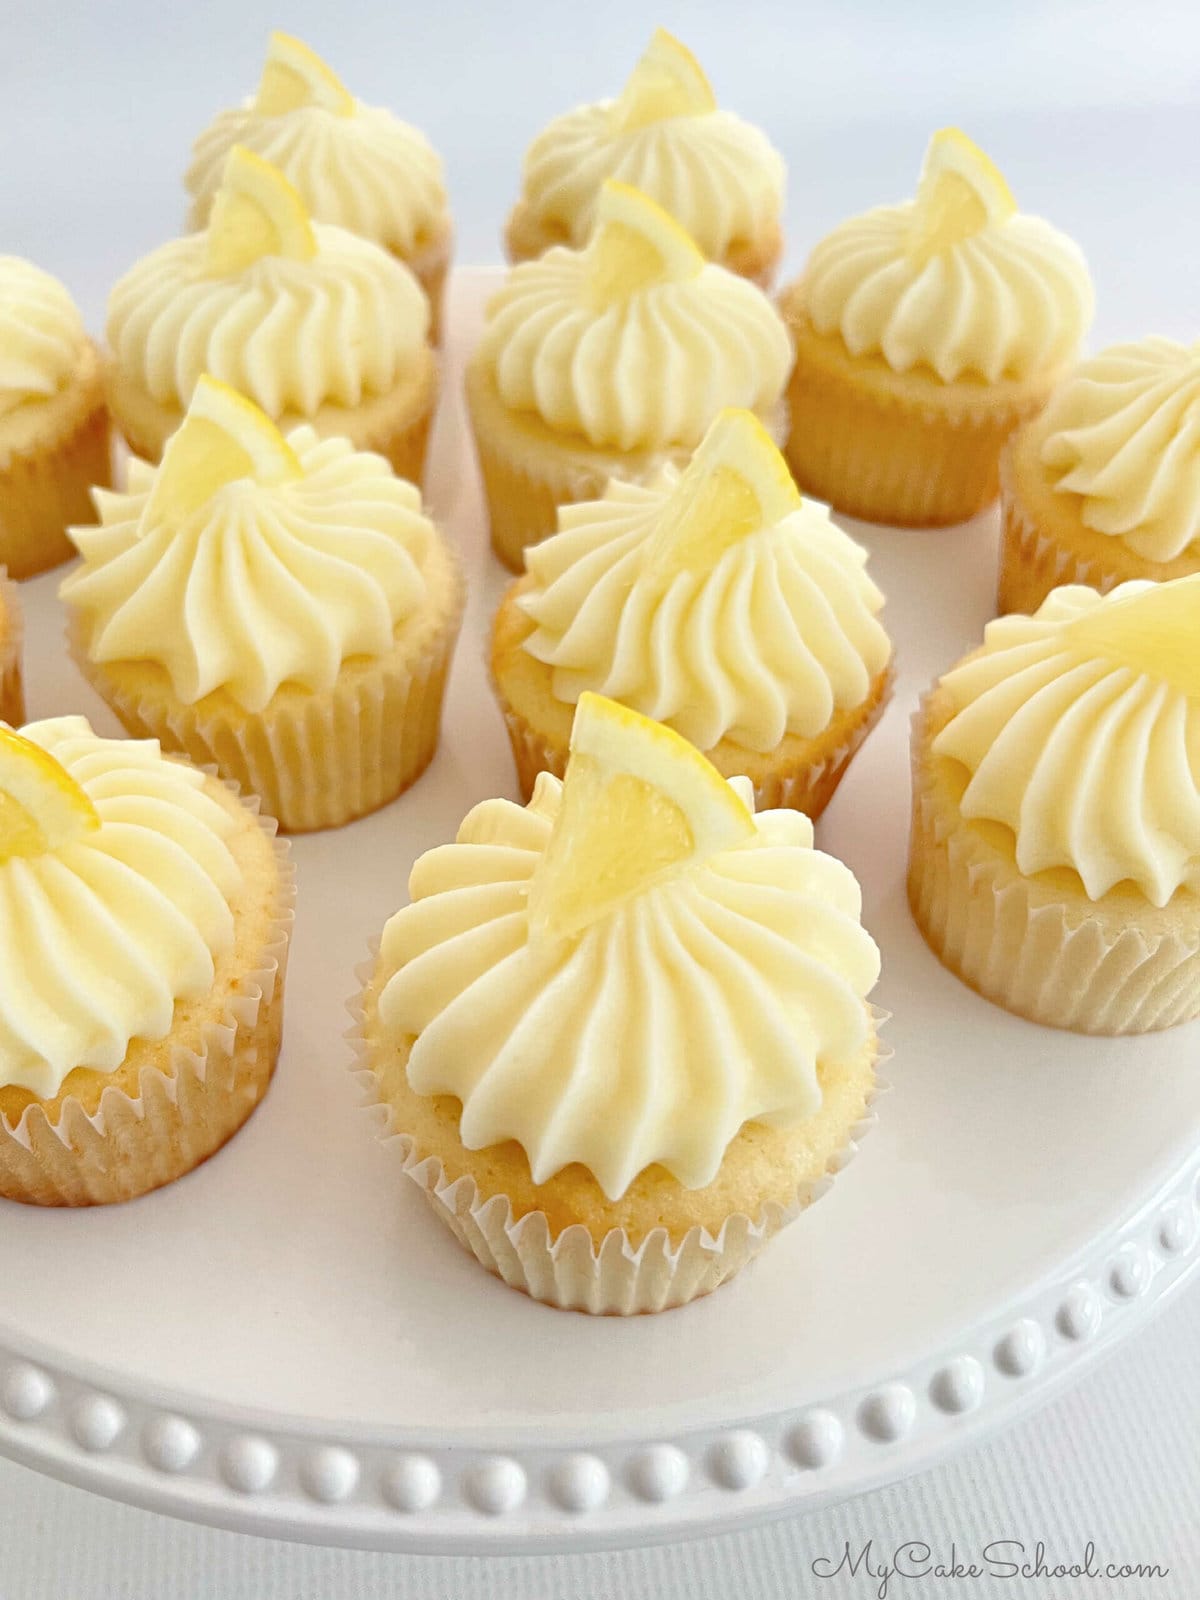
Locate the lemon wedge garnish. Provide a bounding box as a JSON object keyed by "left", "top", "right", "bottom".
{"left": 254, "top": 31, "right": 354, "bottom": 117}
{"left": 611, "top": 28, "right": 717, "bottom": 133}
{"left": 644, "top": 408, "right": 801, "bottom": 580}
{"left": 206, "top": 145, "right": 317, "bottom": 275}
{"left": 1065, "top": 574, "right": 1200, "bottom": 700}
{"left": 585, "top": 180, "right": 706, "bottom": 307}
{"left": 527, "top": 692, "right": 755, "bottom": 940}
{"left": 0, "top": 726, "right": 99, "bottom": 864}
{"left": 907, "top": 127, "right": 1016, "bottom": 268}
{"left": 142, "top": 375, "right": 303, "bottom": 527}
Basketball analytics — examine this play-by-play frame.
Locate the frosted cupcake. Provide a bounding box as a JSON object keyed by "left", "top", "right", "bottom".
{"left": 470, "top": 179, "right": 793, "bottom": 569}
{"left": 61, "top": 377, "right": 464, "bottom": 833}
{"left": 106, "top": 147, "right": 435, "bottom": 482}
{"left": 185, "top": 32, "right": 453, "bottom": 340}
{"left": 999, "top": 337, "right": 1200, "bottom": 614}
{"left": 0, "top": 257, "right": 111, "bottom": 579}
{"left": 0, "top": 716, "right": 293, "bottom": 1206}
{"left": 506, "top": 28, "right": 785, "bottom": 285}
{"left": 356, "top": 693, "right": 882, "bottom": 1314}
{"left": 781, "top": 128, "right": 1094, "bottom": 527}
{"left": 0, "top": 571, "right": 24, "bottom": 725}
{"left": 492, "top": 409, "right": 892, "bottom": 815}
{"left": 909, "top": 576, "right": 1200, "bottom": 1033}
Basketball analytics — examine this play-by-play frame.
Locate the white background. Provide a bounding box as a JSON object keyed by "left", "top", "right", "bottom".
{"left": 2, "top": 1, "right": 1199, "bottom": 1595}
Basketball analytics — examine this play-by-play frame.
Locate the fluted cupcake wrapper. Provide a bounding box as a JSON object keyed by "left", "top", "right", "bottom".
{"left": 497, "top": 666, "right": 895, "bottom": 822}
{"left": 0, "top": 792, "right": 295, "bottom": 1207}
{"left": 0, "top": 372, "right": 111, "bottom": 580}
{"left": 68, "top": 572, "right": 465, "bottom": 833}
{"left": 0, "top": 569, "right": 25, "bottom": 726}
{"left": 349, "top": 960, "right": 887, "bottom": 1315}
{"left": 907, "top": 698, "right": 1200, "bottom": 1034}
{"left": 404, "top": 222, "right": 453, "bottom": 346}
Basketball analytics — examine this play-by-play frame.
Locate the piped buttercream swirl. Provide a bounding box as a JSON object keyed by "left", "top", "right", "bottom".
{"left": 1039, "top": 337, "right": 1200, "bottom": 561}
{"left": 517, "top": 472, "right": 890, "bottom": 750}
{"left": 0, "top": 257, "right": 87, "bottom": 420}
{"left": 106, "top": 224, "right": 428, "bottom": 416}
{"left": 61, "top": 428, "right": 435, "bottom": 712}
{"left": 0, "top": 717, "right": 243, "bottom": 1099}
{"left": 377, "top": 773, "right": 880, "bottom": 1200}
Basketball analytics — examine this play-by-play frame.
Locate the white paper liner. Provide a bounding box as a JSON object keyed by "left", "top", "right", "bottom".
{"left": 348, "top": 952, "right": 889, "bottom": 1315}
{"left": 0, "top": 568, "right": 25, "bottom": 726}
{"left": 0, "top": 782, "right": 296, "bottom": 1206}
{"left": 908, "top": 695, "right": 1200, "bottom": 1034}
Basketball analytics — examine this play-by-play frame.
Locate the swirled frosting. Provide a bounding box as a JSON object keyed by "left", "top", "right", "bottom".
{"left": 478, "top": 249, "right": 792, "bottom": 451}
{"left": 107, "top": 224, "right": 428, "bottom": 416}
{"left": 0, "top": 716, "right": 242, "bottom": 1099}
{"left": 1038, "top": 338, "right": 1200, "bottom": 561}
{"left": 61, "top": 428, "right": 435, "bottom": 712}
{"left": 186, "top": 101, "right": 448, "bottom": 256}
{"left": 800, "top": 204, "right": 1093, "bottom": 384}
{"left": 518, "top": 472, "right": 890, "bottom": 750}
{"left": 378, "top": 773, "right": 879, "bottom": 1199}
{"left": 0, "top": 257, "right": 87, "bottom": 420}
{"left": 933, "top": 581, "right": 1200, "bottom": 905}
{"left": 519, "top": 103, "right": 783, "bottom": 261}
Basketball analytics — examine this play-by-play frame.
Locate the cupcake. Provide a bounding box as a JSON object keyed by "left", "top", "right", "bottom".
{"left": 61, "top": 376, "right": 464, "bottom": 833}
{"left": 909, "top": 576, "right": 1200, "bottom": 1034}
{"left": 355, "top": 692, "right": 882, "bottom": 1313}
{"left": 0, "top": 257, "right": 111, "bottom": 579}
{"left": 492, "top": 409, "right": 893, "bottom": 816}
{"left": 0, "top": 715, "right": 293, "bottom": 1206}
{"left": 780, "top": 128, "right": 1094, "bottom": 527}
{"left": 106, "top": 146, "right": 435, "bottom": 483}
{"left": 505, "top": 28, "right": 785, "bottom": 286}
{"left": 185, "top": 31, "right": 453, "bottom": 341}
{"left": 469, "top": 179, "right": 793, "bottom": 570}
{"left": 999, "top": 337, "right": 1200, "bottom": 615}
{"left": 0, "top": 571, "right": 24, "bottom": 727}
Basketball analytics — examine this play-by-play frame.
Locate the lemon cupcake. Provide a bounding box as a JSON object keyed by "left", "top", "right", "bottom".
{"left": 506, "top": 28, "right": 785, "bottom": 286}
{"left": 909, "top": 576, "right": 1200, "bottom": 1034}
{"left": 0, "top": 716, "right": 293, "bottom": 1206}
{"left": 106, "top": 147, "right": 435, "bottom": 483}
{"left": 492, "top": 410, "right": 893, "bottom": 816}
{"left": 0, "top": 257, "right": 111, "bottom": 579}
{"left": 0, "top": 572, "right": 23, "bottom": 727}
{"left": 185, "top": 32, "right": 453, "bottom": 341}
{"left": 781, "top": 128, "right": 1094, "bottom": 527}
{"left": 470, "top": 179, "right": 793, "bottom": 570}
{"left": 999, "top": 337, "right": 1200, "bottom": 614}
{"left": 356, "top": 693, "right": 882, "bottom": 1314}
{"left": 61, "top": 377, "right": 464, "bottom": 833}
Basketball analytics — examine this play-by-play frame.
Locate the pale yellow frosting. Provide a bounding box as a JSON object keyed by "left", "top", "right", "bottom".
{"left": 61, "top": 428, "right": 435, "bottom": 713}
{"left": 1039, "top": 338, "right": 1200, "bottom": 561}
{"left": 0, "top": 717, "right": 242, "bottom": 1099}
{"left": 519, "top": 101, "right": 783, "bottom": 261}
{"left": 186, "top": 100, "right": 448, "bottom": 256}
{"left": 518, "top": 471, "right": 890, "bottom": 750}
{"left": 0, "top": 257, "right": 87, "bottom": 421}
{"left": 106, "top": 224, "right": 429, "bottom": 416}
{"left": 933, "top": 582, "right": 1200, "bottom": 905}
{"left": 477, "top": 247, "right": 792, "bottom": 451}
{"left": 377, "top": 772, "right": 880, "bottom": 1200}
{"left": 801, "top": 203, "right": 1093, "bottom": 384}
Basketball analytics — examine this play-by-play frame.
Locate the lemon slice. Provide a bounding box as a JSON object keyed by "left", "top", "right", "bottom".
{"left": 585, "top": 180, "right": 705, "bottom": 307}
{"left": 527, "top": 692, "right": 755, "bottom": 940}
{"left": 254, "top": 31, "right": 354, "bottom": 117}
{"left": 206, "top": 145, "right": 317, "bottom": 275}
{"left": 143, "top": 375, "right": 303, "bottom": 527}
{"left": 1065, "top": 574, "right": 1200, "bottom": 699}
{"left": 907, "top": 127, "right": 1016, "bottom": 268}
{"left": 645, "top": 408, "right": 801, "bottom": 580}
{"left": 0, "top": 726, "right": 100, "bottom": 864}
{"left": 611, "top": 28, "right": 716, "bottom": 133}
